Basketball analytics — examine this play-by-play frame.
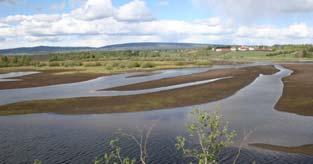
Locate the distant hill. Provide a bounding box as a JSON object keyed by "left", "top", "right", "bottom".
{"left": 0, "top": 43, "right": 216, "bottom": 55}
{"left": 0, "top": 46, "right": 93, "bottom": 55}
{"left": 99, "top": 42, "right": 211, "bottom": 51}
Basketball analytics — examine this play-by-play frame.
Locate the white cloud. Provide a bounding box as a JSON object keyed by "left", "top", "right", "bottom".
{"left": 234, "top": 23, "right": 313, "bottom": 45}
{"left": 71, "top": 0, "right": 115, "bottom": 20}
{"left": 0, "top": 0, "right": 313, "bottom": 49}
{"left": 192, "top": 0, "right": 313, "bottom": 21}
{"left": 115, "top": 0, "right": 154, "bottom": 22}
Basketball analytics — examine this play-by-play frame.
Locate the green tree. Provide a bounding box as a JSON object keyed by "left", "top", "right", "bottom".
{"left": 20, "top": 56, "right": 31, "bottom": 65}
{"left": 303, "top": 50, "right": 308, "bottom": 57}
{"left": 0, "top": 56, "right": 9, "bottom": 67}
{"left": 12, "top": 56, "right": 18, "bottom": 64}
{"left": 176, "top": 110, "right": 236, "bottom": 164}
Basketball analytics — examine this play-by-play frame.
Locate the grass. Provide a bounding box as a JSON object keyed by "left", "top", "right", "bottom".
{"left": 211, "top": 51, "right": 313, "bottom": 62}
{"left": 2, "top": 46, "right": 313, "bottom": 74}
{"left": 0, "top": 60, "right": 212, "bottom": 74}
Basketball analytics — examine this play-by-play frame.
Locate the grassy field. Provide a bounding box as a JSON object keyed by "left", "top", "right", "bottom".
{"left": 1, "top": 45, "right": 313, "bottom": 74}
{"left": 211, "top": 51, "right": 313, "bottom": 62}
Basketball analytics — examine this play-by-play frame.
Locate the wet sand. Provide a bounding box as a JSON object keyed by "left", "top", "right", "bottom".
{"left": 0, "top": 69, "right": 105, "bottom": 90}
{"left": 275, "top": 63, "right": 313, "bottom": 116}
{"left": 251, "top": 143, "right": 313, "bottom": 156}
{"left": 0, "top": 65, "right": 277, "bottom": 115}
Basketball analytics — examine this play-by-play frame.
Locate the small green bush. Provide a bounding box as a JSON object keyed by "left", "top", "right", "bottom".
{"left": 127, "top": 62, "right": 141, "bottom": 68}
{"left": 176, "top": 110, "right": 236, "bottom": 164}
{"left": 196, "top": 61, "right": 211, "bottom": 66}
{"left": 141, "top": 62, "right": 156, "bottom": 68}
{"left": 63, "top": 61, "right": 82, "bottom": 67}
{"left": 84, "top": 62, "right": 102, "bottom": 67}
{"left": 49, "top": 62, "right": 61, "bottom": 67}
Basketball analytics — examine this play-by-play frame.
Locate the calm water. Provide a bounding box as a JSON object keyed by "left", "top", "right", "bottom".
{"left": 0, "top": 72, "right": 39, "bottom": 82}
{"left": 0, "top": 65, "right": 313, "bottom": 163}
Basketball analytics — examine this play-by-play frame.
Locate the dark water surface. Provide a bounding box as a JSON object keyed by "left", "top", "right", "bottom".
{"left": 0, "top": 65, "right": 313, "bottom": 163}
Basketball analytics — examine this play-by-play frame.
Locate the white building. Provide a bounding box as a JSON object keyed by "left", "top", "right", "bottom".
{"left": 231, "top": 47, "right": 237, "bottom": 51}
{"left": 249, "top": 47, "right": 255, "bottom": 51}
{"left": 238, "top": 46, "right": 249, "bottom": 51}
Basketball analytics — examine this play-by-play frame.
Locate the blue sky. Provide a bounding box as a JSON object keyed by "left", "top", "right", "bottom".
{"left": 0, "top": 0, "right": 313, "bottom": 48}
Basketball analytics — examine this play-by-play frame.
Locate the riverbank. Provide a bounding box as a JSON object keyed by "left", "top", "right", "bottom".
{"left": 0, "top": 69, "right": 106, "bottom": 90}
{"left": 275, "top": 63, "right": 313, "bottom": 116}
{"left": 0, "top": 65, "right": 277, "bottom": 115}
{"left": 0, "top": 65, "right": 210, "bottom": 90}
{"left": 251, "top": 143, "right": 313, "bottom": 156}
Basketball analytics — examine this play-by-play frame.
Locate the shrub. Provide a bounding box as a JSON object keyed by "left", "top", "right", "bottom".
{"left": 176, "top": 110, "right": 236, "bottom": 164}
{"left": 111, "top": 62, "right": 120, "bottom": 68}
{"left": 302, "top": 50, "right": 313, "bottom": 58}
{"left": 84, "top": 62, "right": 102, "bottom": 67}
{"left": 49, "top": 61, "right": 61, "bottom": 67}
{"left": 37, "top": 62, "right": 47, "bottom": 67}
{"left": 63, "top": 61, "right": 82, "bottom": 67}
{"left": 141, "top": 62, "right": 156, "bottom": 68}
{"left": 106, "top": 65, "right": 113, "bottom": 70}
{"left": 196, "top": 61, "right": 211, "bottom": 66}
{"left": 94, "top": 139, "right": 136, "bottom": 164}
{"left": 127, "top": 62, "right": 141, "bottom": 68}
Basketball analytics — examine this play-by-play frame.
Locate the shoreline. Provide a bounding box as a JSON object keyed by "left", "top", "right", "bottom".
{"left": 250, "top": 143, "right": 313, "bottom": 156}
{"left": 0, "top": 65, "right": 278, "bottom": 115}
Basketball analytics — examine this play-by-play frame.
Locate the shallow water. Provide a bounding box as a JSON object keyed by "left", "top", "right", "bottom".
{"left": 0, "top": 72, "right": 39, "bottom": 82}
{"left": 0, "top": 63, "right": 262, "bottom": 106}
{"left": 0, "top": 64, "right": 313, "bottom": 163}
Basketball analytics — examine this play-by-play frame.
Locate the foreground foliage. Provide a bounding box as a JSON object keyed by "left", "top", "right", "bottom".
{"left": 94, "top": 139, "right": 136, "bottom": 164}
{"left": 176, "top": 110, "right": 236, "bottom": 164}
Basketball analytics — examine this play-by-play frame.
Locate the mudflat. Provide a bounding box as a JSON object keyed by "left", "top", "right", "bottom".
{"left": 0, "top": 65, "right": 277, "bottom": 115}
{"left": 0, "top": 69, "right": 105, "bottom": 90}
{"left": 251, "top": 143, "right": 313, "bottom": 156}
{"left": 105, "top": 66, "right": 275, "bottom": 91}
{"left": 275, "top": 63, "right": 313, "bottom": 116}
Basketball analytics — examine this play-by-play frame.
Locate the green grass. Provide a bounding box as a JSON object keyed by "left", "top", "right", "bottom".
{"left": 1, "top": 46, "right": 313, "bottom": 74}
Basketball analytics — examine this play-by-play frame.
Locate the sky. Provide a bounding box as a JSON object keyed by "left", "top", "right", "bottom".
{"left": 0, "top": 0, "right": 313, "bottom": 49}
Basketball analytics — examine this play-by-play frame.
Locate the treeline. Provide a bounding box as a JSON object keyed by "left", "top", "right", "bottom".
{"left": 269, "top": 45, "right": 313, "bottom": 58}
{"left": 0, "top": 55, "right": 35, "bottom": 67}
{"left": 48, "top": 49, "right": 212, "bottom": 62}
